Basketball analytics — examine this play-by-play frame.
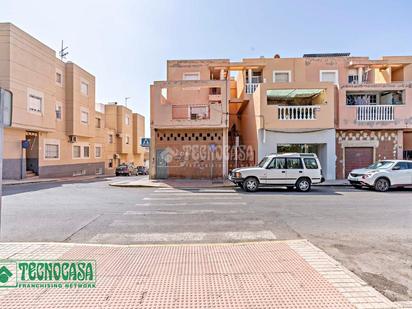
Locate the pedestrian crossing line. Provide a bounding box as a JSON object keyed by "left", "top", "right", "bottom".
{"left": 136, "top": 202, "right": 246, "bottom": 206}
{"left": 90, "top": 231, "right": 276, "bottom": 243}
{"left": 144, "top": 197, "right": 242, "bottom": 200}
{"left": 136, "top": 203, "right": 189, "bottom": 206}
{"left": 124, "top": 209, "right": 248, "bottom": 215}
{"left": 150, "top": 192, "right": 240, "bottom": 196}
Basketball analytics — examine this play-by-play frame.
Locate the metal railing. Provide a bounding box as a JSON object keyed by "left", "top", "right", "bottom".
{"left": 277, "top": 105, "right": 319, "bottom": 120}
{"left": 356, "top": 105, "right": 394, "bottom": 121}
{"left": 245, "top": 83, "right": 259, "bottom": 94}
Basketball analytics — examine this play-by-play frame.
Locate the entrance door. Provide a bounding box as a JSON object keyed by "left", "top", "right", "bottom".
{"left": 25, "top": 133, "right": 39, "bottom": 176}
{"left": 156, "top": 149, "right": 168, "bottom": 179}
{"left": 344, "top": 147, "right": 374, "bottom": 177}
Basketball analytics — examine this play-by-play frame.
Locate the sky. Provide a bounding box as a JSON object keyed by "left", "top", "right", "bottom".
{"left": 1, "top": 0, "right": 412, "bottom": 135}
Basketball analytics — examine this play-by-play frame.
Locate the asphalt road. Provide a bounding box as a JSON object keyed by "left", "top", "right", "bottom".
{"left": 1, "top": 176, "right": 411, "bottom": 301}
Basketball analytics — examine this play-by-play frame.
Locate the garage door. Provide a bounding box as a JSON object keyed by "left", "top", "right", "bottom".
{"left": 344, "top": 147, "right": 374, "bottom": 177}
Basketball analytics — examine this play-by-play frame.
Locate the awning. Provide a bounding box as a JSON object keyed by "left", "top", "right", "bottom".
{"left": 266, "top": 89, "right": 324, "bottom": 100}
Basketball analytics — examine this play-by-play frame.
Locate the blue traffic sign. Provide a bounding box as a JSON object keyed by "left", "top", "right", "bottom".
{"left": 141, "top": 138, "right": 150, "bottom": 147}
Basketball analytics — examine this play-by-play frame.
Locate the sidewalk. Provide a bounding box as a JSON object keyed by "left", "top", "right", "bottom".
{"left": 0, "top": 240, "right": 397, "bottom": 308}
{"left": 110, "top": 176, "right": 350, "bottom": 189}
{"left": 2, "top": 174, "right": 112, "bottom": 186}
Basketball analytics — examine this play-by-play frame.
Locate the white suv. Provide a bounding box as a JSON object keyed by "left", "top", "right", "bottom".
{"left": 348, "top": 160, "right": 412, "bottom": 192}
{"left": 228, "top": 153, "right": 324, "bottom": 192}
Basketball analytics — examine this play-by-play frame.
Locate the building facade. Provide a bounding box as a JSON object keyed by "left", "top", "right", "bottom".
{"left": 150, "top": 54, "right": 412, "bottom": 180}
{"left": 0, "top": 23, "right": 145, "bottom": 179}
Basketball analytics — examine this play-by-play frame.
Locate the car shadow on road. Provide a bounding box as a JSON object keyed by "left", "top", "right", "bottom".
{"left": 233, "top": 186, "right": 346, "bottom": 196}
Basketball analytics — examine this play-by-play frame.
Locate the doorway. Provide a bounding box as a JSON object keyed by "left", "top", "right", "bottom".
{"left": 25, "top": 132, "right": 39, "bottom": 177}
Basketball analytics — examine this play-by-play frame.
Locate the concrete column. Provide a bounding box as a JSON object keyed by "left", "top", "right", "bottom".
{"left": 220, "top": 69, "right": 225, "bottom": 80}
{"left": 248, "top": 68, "right": 252, "bottom": 84}
{"left": 358, "top": 67, "right": 363, "bottom": 84}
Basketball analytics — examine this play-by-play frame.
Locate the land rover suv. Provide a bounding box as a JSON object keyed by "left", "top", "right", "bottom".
{"left": 228, "top": 153, "right": 324, "bottom": 192}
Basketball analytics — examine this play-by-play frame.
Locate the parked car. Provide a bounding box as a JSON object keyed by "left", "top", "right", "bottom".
{"left": 228, "top": 153, "right": 324, "bottom": 192}
{"left": 115, "top": 163, "right": 136, "bottom": 176}
{"left": 347, "top": 160, "right": 412, "bottom": 192}
{"left": 136, "top": 166, "right": 148, "bottom": 175}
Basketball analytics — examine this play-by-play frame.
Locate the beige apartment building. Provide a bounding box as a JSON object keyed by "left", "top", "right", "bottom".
{"left": 150, "top": 54, "right": 412, "bottom": 180}
{"left": 0, "top": 23, "right": 145, "bottom": 179}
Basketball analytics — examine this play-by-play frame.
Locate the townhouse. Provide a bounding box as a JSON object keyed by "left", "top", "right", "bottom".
{"left": 0, "top": 23, "right": 146, "bottom": 179}
{"left": 150, "top": 54, "right": 412, "bottom": 180}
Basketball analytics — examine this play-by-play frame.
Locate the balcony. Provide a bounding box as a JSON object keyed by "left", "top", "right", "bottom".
{"left": 245, "top": 83, "right": 259, "bottom": 94}
{"left": 151, "top": 79, "right": 228, "bottom": 129}
{"left": 278, "top": 105, "right": 319, "bottom": 120}
{"left": 356, "top": 105, "right": 394, "bottom": 122}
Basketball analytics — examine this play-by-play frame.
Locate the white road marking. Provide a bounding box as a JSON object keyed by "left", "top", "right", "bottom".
{"left": 150, "top": 192, "right": 239, "bottom": 196}
{"left": 109, "top": 219, "right": 264, "bottom": 227}
{"left": 124, "top": 210, "right": 247, "bottom": 215}
{"left": 90, "top": 231, "right": 276, "bottom": 242}
{"left": 144, "top": 197, "right": 242, "bottom": 200}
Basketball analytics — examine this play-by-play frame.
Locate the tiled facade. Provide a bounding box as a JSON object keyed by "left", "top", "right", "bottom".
{"left": 0, "top": 23, "right": 146, "bottom": 179}
{"left": 150, "top": 54, "right": 412, "bottom": 180}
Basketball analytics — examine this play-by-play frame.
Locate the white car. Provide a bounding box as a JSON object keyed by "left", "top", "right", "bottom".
{"left": 228, "top": 153, "right": 324, "bottom": 192}
{"left": 348, "top": 160, "right": 412, "bottom": 192}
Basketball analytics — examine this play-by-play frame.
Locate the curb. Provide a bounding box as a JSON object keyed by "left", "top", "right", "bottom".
{"left": 3, "top": 175, "right": 111, "bottom": 186}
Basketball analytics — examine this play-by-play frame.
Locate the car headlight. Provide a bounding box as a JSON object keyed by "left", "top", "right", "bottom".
{"left": 235, "top": 172, "right": 242, "bottom": 178}
{"left": 362, "top": 173, "right": 375, "bottom": 179}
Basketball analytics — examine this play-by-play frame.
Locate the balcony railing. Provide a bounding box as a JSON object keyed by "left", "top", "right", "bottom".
{"left": 356, "top": 105, "right": 394, "bottom": 122}
{"left": 277, "top": 105, "right": 319, "bottom": 120}
{"left": 245, "top": 83, "right": 259, "bottom": 94}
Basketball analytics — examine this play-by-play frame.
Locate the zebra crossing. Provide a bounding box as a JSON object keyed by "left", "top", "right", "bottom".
{"left": 90, "top": 187, "right": 277, "bottom": 243}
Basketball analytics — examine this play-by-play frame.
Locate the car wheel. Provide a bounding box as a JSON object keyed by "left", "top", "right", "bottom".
{"left": 374, "top": 178, "right": 390, "bottom": 192}
{"left": 295, "top": 178, "right": 311, "bottom": 192}
{"left": 243, "top": 177, "right": 259, "bottom": 192}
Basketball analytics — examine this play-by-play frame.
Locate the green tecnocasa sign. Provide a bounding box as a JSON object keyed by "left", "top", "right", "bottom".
{"left": 0, "top": 260, "right": 96, "bottom": 288}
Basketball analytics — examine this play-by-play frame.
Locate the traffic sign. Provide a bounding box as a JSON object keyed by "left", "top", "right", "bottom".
{"left": 141, "top": 138, "right": 150, "bottom": 147}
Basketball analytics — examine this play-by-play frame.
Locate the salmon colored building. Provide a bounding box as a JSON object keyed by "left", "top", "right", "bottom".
{"left": 150, "top": 54, "right": 412, "bottom": 180}
{"left": 0, "top": 23, "right": 146, "bottom": 179}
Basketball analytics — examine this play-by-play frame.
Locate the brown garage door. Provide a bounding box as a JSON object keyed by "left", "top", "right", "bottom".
{"left": 345, "top": 147, "right": 374, "bottom": 177}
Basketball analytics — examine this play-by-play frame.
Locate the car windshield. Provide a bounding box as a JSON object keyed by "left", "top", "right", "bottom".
{"left": 367, "top": 161, "right": 395, "bottom": 169}
{"left": 257, "top": 156, "right": 270, "bottom": 168}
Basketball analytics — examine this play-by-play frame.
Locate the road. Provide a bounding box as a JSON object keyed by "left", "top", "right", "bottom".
{"left": 1, "top": 176, "right": 411, "bottom": 301}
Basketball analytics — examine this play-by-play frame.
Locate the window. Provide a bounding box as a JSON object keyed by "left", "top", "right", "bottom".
{"left": 190, "top": 106, "right": 209, "bottom": 120}
{"left": 56, "top": 104, "right": 62, "bottom": 120}
{"left": 81, "top": 81, "right": 89, "bottom": 96}
{"left": 83, "top": 146, "right": 90, "bottom": 158}
{"left": 95, "top": 146, "right": 102, "bottom": 158}
{"left": 267, "top": 158, "right": 286, "bottom": 169}
{"left": 346, "top": 94, "right": 377, "bottom": 105}
{"left": 125, "top": 136, "right": 130, "bottom": 144}
{"left": 183, "top": 72, "right": 200, "bottom": 80}
{"left": 273, "top": 71, "right": 291, "bottom": 83}
{"left": 56, "top": 72, "right": 62, "bottom": 85}
{"left": 96, "top": 117, "right": 101, "bottom": 128}
{"left": 286, "top": 158, "right": 303, "bottom": 169}
{"left": 394, "top": 162, "right": 410, "bottom": 170}
{"left": 109, "top": 134, "right": 113, "bottom": 144}
{"left": 304, "top": 158, "right": 318, "bottom": 169}
{"left": 45, "top": 144, "right": 59, "bottom": 159}
{"left": 320, "top": 70, "right": 338, "bottom": 84}
{"left": 81, "top": 110, "right": 89, "bottom": 124}
{"left": 28, "top": 94, "right": 42, "bottom": 113}
{"left": 348, "top": 75, "right": 358, "bottom": 84}
{"left": 125, "top": 115, "right": 130, "bottom": 125}
{"left": 73, "top": 146, "right": 81, "bottom": 158}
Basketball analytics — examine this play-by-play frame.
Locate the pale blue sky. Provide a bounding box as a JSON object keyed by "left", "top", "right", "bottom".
{"left": 1, "top": 0, "right": 412, "bottom": 134}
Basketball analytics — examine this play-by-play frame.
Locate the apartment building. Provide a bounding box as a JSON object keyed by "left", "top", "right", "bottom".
{"left": 0, "top": 23, "right": 145, "bottom": 179}
{"left": 150, "top": 54, "right": 412, "bottom": 180}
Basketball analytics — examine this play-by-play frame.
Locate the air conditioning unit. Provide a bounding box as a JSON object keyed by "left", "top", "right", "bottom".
{"left": 68, "top": 135, "right": 77, "bottom": 143}
{"left": 116, "top": 133, "right": 122, "bottom": 138}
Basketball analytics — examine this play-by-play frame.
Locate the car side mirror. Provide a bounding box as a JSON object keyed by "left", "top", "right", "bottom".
{"left": 392, "top": 166, "right": 400, "bottom": 170}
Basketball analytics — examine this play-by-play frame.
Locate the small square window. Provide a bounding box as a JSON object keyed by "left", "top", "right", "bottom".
{"left": 45, "top": 144, "right": 59, "bottom": 159}
{"left": 56, "top": 72, "right": 62, "bottom": 84}
{"left": 96, "top": 117, "right": 101, "bottom": 128}
{"left": 83, "top": 146, "right": 90, "bottom": 158}
{"left": 81, "top": 110, "right": 89, "bottom": 124}
{"left": 109, "top": 134, "right": 113, "bottom": 144}
{"left": 56, "top": 104, "right": 62, "bottom": 120}
{"left": 95, "top": 146, "right": 102, "bottom": 158}
{"left": 28, "top": 94, "right": 42, "bottom": 113}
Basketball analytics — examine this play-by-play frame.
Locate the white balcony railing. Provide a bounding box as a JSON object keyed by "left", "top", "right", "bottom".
{"left": 356, "top": 105, "right": 394, "bottom": 122}
{"left": 245, "top": 83, "right": 259, "bottom": 94}
{"left": 278, "top": 105, "right": 319, "bottom": 120}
